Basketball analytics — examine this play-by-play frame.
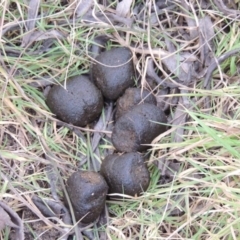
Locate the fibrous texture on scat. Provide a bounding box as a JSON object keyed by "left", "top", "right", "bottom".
{"left": 46, "top": 75, "right": 103, "bottom": 127}
{"left": 112, "top": 103, "right": 167, "bottom": 152}
{"left": 91, "top": 47, "right": 135, "bottom": 100}
{"left": 65, "top": 171, "right": 108, "bottom": 224}
{"left": 100, "top": 152, "right": 150, "bottom": 196}
{"left": 116, "top": 87, "right": 157, "bottom": 119}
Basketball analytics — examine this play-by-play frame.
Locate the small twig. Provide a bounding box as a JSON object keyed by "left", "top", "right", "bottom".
{"left": 36, "top": 130, "right": 81, "bottom": 239}
{"left": 204, "top": 48, "right": 240, "bottom": 90}
{"left": 0, "top": 172, "right": 65, "bottom": 233}
{"left": 32, "top": 194, "right": 72, "bottom": 240}
{"left": 162, "top": 88, "right": 179, "bottom": 112}
{"left": 92, "top": 102, "right": 113, "bottom": 152}
{"left": 81, "top": 11, "right": 133, "bottom": 26}
{"left": 28, "top": 77, "right": 57, "bottom": 88}
{"left": 82, "top": 229, "right": 95, "bottom": 240}
{"left": 89, "top": 102, "right": 114, "bottom": 171}
{"left": 170, "top": 63, "right": 193, "bottom": 142}
{"left": 0, "top": 201, "right": 24, "bottom": 240}
{"left": 203, "top": 48, "right": 240, "bottom": 110}
{"left": 97, "top": 204, "right": 109, "bottom": 240}
{"left": 146, "top": 58, "right": 178, "bottom": 88}
{"left": 21, "top": 0, "right": 41, "bottom": 47}
{"left": 180, "top": 0, "right": 198, "bottom": 40}
{"left": 45, "top": 165, "right": 61, "bottom": 202}
{"left": 32, "top": 196, "right": 62, "bottom": 218}
{"left": 55, "top": 119, "right": 111, "bottom": 135}
{"left": 89, "top": 35, "right": 110, "bottom": 58}
{"left": 213, "top": 0, "right": 240, "bottom": 17}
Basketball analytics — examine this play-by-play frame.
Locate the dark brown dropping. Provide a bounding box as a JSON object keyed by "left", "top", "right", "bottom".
{"left": 65, "top": 171, "right": 108, "bottom": 224}
{"left": 112, "top": 111, "right": 150, "bottom": 152}
{"left": 132, "top": 103, "right": 167, "bottom": 142}
{"left": 91, "top": 47, "right": 135, "bottom": 100}
{"left": 46, "top": 75, "right": 103, "bottom": 127}
{"left": 112, "top": 103, "right": 167, "bottom": 152}
{"left": 100, "top": 153, "right": 150, "bottom": 196}
{"left": 116, "top": 88, "right": 157, "bottom": 119}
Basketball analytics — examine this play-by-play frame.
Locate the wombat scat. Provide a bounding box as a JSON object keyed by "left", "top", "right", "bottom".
{"left": 64, "top": 170, "right": 108, "bottom": 224}
{"left": 112, "top": 103, "right": 167, "bottom": 152}
{"left": 91, "top": 47, "right": 135, "bottom": 100}
{"left": 100, "top": 152, "right": 150, "bottom": 196}
{"left": 115, "top": 88, "right": 157, "bottom": 119}
{"left": 46, "top": 75, "right": 103, "bottom": 127}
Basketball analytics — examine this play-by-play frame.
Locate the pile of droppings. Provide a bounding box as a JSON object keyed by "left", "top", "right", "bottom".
{"left": 46, "top": 47, "right": 168, "bottom": 223}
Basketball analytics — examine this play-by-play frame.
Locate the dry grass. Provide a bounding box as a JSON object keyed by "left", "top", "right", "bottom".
{"left": 1, "top": 0, "right": 240, "bottom": 239}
